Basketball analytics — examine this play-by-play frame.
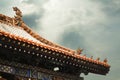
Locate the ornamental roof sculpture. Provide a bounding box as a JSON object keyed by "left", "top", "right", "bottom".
{"left": 0, "top": 7, "right": 110, "bottom": 77}
{"left": 13, "top": 7, "right": 23, "bottom": 26}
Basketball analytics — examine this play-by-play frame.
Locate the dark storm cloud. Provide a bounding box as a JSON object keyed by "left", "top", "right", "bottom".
{"left": 22, "top": 13, "right": 41, "bottom": 29}
{"left": 103, "top": 7, "right": 120, "bottom": 17}
{"left": 59, "top": 28, "right": 85, "bottom": 50}
{"left": 95, "top": 0, "right": 120, "bottom": 17}
{"left": 21, "top": 0, "right": 49, "bottom": 30}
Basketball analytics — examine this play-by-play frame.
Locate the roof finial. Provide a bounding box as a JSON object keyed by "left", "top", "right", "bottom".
{"left": 83, "top": 54, "right": 86, "bottom": 56}
{"left": 76, "top": 48, "right": 83, "bottom": 55}
{"left": 104, "top": 58, "right": 108, "bottom": 63}
{"left": 90, "top": 56, "right": 93, "bottom": 59}
{"left": 13, "top": 7, "right": 23, "bottom": 26}
{"left": 96, "top": 57, "right": 100, "bottom": 61}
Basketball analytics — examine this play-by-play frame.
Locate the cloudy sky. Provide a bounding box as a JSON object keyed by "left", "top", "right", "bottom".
{"left": 0, "top": 0, "right": 120, "bottom": 80}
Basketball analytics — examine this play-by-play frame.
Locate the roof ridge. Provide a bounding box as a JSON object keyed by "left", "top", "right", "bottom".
{"left": 0, "top": 8, "right": 110, "bottom": 68}
{"left": 0, "top": 29, "right": 110, "bottom": 68}
{"left": 21, "top": 22, "right": 75, "bottom": 53}
{"left": 0, "top": 13, "right": 75, "bottom": 54}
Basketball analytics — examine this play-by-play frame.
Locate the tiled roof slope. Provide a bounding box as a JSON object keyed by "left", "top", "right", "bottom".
{"left": 0, "top": 7, "right": 110, "bottom": 75}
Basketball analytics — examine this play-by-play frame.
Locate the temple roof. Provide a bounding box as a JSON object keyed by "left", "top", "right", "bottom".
{"left": 0, "top": 23, "right": 40, "bottom": 43}
{"left": 0, "top": 7, "right": 110, "bottom": 76}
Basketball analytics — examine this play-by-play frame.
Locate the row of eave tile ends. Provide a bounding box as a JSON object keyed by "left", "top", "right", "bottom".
{"left": 0, "top": 19, "right": 110, "bottom": 67}
{"left": 0, "top": 14, "right": 110, "bottom": 68}
{"left": 0, "top": 29, "right": 110, "bottom": 68}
